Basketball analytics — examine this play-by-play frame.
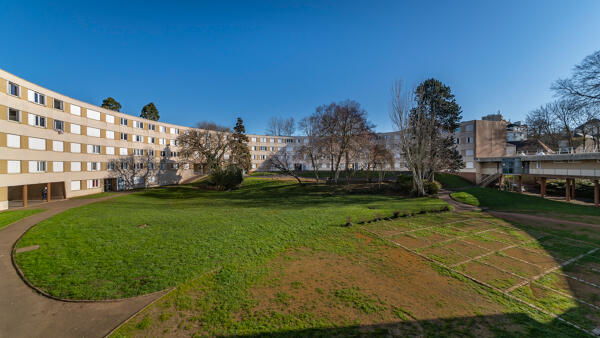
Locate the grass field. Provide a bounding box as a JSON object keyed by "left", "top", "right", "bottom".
{"left": 455, "top": 187, "right": 600, "bottom": 218}
{"left": 451, "top": 191, "right": 480, "bottom": 206}
{"left": 0, "top": 209, "right": 44, "bottom": 230}
{"left": 13, "top": 178, "right": 599, "bottom": 336}
{"left": 435, "top": 173, "right": 472, "bottom": 190}
{"left": 72, "top": 191, "right": 118, "bottom": 199}
{"left": 15, "top": 178, "right": 446, "bottom": 300}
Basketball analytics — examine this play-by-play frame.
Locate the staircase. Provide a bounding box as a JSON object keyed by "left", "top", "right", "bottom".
{"left": 479, "top": 173, "right": 502, "bottom": 187}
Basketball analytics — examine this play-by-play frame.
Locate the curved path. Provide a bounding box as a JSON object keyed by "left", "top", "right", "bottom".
{"left": 0, "top": 194, "right": 166, "bottom": 338}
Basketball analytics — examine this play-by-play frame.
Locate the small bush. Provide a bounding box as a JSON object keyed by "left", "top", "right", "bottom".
{"left": 210, "top": 165, "right": 243, "bottom": 190}
{"left": 396, "top": 175, "right": 439, "bottom": 196}
{"left": 424, "top": 181, "right": 440, "bottom": 195}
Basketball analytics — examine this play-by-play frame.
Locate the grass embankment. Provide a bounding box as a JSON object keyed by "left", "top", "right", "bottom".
{"left": 250, "top": 170, "right": 405, "bottom": 180}
{"left": 15, "top": 178, "right": 447, "bottom": 300}
{"left": 434, "top": 173, "right": 472, "bottom": 190}
{"left": 453, "top": 187, "right": 600, "bottom": 217}
{"left": 0, "top": 209, "right": 44, "bottom": 230}
{"left": 72, "top": 192, "right": 118, "bottom": 199}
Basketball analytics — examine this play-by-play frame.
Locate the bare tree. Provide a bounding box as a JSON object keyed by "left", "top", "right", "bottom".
{"left": 359, "top": 134, "right": 394, "bottom": 186}
{"left": 390, "top": 81, "right": 433, "bottom": 196}
{"left": 177, "top": 122, "right": 230, "bottom": 172}
{"left": 108, "top": 149, "right": 158, "bottom": 190}
{"left": 525, "top": 104, "right": 562, "bottom": 150}
{"left": 265, "top": 149, "right": 303, "bottom": 185}
{"left": 551, "top": 100, "right": 582, "bottom": 151}
{"left": 316, "top": 100, "right": 374, "bottom": 183}
{"left": 297, "top": 115, "right": 325, "bottom": 180}
{"left": 553, "top": 50, "right": 600, "bottom": 109}
{"left": 266, "top": 117, "right": 295, "bottom": 136}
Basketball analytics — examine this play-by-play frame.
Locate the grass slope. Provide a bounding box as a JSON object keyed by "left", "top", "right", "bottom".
{"left": 0, "top": 209, "right": 44, "bottom": 230}
{"left": 460, "top": 187, "right": 600, "bottom": 216}
{"left": 435, "top": 173, "right": 472, "bottom": 190}
{"left": 15, "top": 178, "right": 447, "bottom": 300}
{"left": 450, "top": 191, "right": 480, "bottom": 206}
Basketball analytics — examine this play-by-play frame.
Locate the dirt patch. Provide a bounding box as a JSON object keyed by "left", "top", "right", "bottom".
{"left": 462, "top": 236, "right": 508, "bottom": 251}
{"left": 456, "top": 261, "right": 524, "bottom": 291}
{"left": 479, "top": 230, "right": 527, "bottom": 244}
{"left": 444, "top": 240, "right": 490, "bottom": 258}
{"left": 480, "top": 253, "right": 545, "bottom": 279}
{"left": 418, "top": 245, "right": 468, "bottom": 266}
{"left": 247, "top": 246, "right": 506, "bottom": 331}
{"left": 502, "top": 247, "right": 559, "bottom": 270}
{"left": 389, "top": 234, "right": 430, "bottom": 249}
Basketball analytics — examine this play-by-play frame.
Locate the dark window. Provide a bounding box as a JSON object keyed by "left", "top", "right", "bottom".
{"left": 8, "top": 108, "right": 20, "bottom": 122}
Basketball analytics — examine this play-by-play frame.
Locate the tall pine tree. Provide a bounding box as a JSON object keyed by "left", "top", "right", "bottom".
{"left": 229, "top": 117, "right": 252, "bottom": 171}
{"left": 140, "top": 102, "right": 160, "bottom": 121}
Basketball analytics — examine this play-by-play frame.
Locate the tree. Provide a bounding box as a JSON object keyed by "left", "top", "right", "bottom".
{"left": 140, "top": 102, "right": 160, "bottom": 121}
{"left": 101, "top": 97, "right": 122, "bottom": 111}
{"left": 412, "top": 78, "right": 463, "bottom": 181}
{"left": 108, "top": 150, "right": 157, "bottom": 189}
{"left": 229, "top": 117, "right": 252, "bottom": 171}
{"left": 265, "top": 148, "right": 303, "bottom": 185}
{"left": 390, "top": 81, "right": 433, "bottom": 196}
{"left": 297, "top": 115, "right": 325, "bottom": 180}
{"left": 550, "top": 100, "right": 582, "bottom": 151}
{"left": 316, "top": 100, "right": 374, "bottom": 183}
{"left": 177, "top": 122, "right": 231, "bottom": 172}
{"left": 553, "top": 50, "right": 600, "bottom": 109}
{"left": 266, "top": 117, "right": 295, "bottom": 136}
{"left": 526, "top": 100, "right": 583, "bottom": 152}
{"left": 358, "top": 134, "right": 394, "bottom": 186}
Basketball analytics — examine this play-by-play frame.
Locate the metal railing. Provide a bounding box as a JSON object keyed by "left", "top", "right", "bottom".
{"left": 529, "top": 168, "right": 600, "bottom": 177}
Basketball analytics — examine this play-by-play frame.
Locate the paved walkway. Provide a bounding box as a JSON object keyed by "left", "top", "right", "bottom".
{"left": 0, "top": 194, "right": 166, "bottom": 338}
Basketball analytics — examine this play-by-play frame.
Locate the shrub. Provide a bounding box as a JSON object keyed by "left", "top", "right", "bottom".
{"left": 210, "top": 165, "right": 243, "bottom": 190}
{"left": 395, "top": 175, "right": 439, "bottom": 196}
{"left": 424, "top": 181, "right": 440, "bottom": 195}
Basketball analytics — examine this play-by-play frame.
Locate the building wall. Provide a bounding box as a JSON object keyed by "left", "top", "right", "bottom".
{"left": 475, "top": 120, "right": 507, "bottom": 158}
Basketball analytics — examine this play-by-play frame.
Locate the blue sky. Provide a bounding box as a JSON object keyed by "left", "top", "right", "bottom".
{"left": 2, "top": 1, "right": 600, "bottom": 133}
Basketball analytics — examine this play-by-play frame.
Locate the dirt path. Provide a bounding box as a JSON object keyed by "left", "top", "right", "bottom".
{"left": 0, "top": 193, "right": 166, "bottom": 338}
{"left": 438, "top": 189, "right": 481, "bottom": 212}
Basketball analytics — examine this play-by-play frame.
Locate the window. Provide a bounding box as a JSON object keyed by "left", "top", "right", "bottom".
{"left": 465, "top": 124, "right": 473, "bottom": 132}
{"left": 170, "top": 127, "right": 176, "bottom": 134}
{"left": 71, "top": 104, "right": 81, "bottom": 116}
{"left": 106, "top": 146, "right": 115, "bottom": 155}
{"left": 159, "top": 138, "right": 166, "bottom": 145}
{"left": 259, "top": 146, "right": 267, "bottom": 151}
{"left": 120, "top": 133, "right": 128, "bottom": 141}
{"left": 71, "top": 143, "right": 81, "bottom": 153}
{"left": 260, "top": 155, "right": 266, "bottom": 160}
{"left": 71, "top": 162, "right": 81, "bottom": 171}
{"left": 87, "top": 109, "right": 101, "bottom": 120}
{"left": 133, "top": 149, "right": 144, "bottom": 156}
{"left": 106, "top": 130, "right": 115, "bottom": 139}
{"left": 54, "top": 119, "right": 64, "bottom": 131}
{"left": 160, "top": 151, "right": 166, "bottom": 157}
{"left": 8, "top": 108, "right": 20, "bottom": 122}
{"left": 87, "top": 127, "right": 100, "bottom": 137}
{"left": 175, "top": 128, "right": 180, "bottom": 135}
{"left": 147, "top": 149, "right": 155, "bottom": 156}
{"left": 7, "top": 160, "right": 21, "bottom": 174}
{"left": 53, "top": 98, "right": 64, "bottom": 110}
{"left": 71, "top": 181, "right": 81, "bottom": 191}
{"left": 159, "top": 125, "right": 166, "bottom": 133}
{"left": 252, "top": 146, "right": 256, "bottom": 150}
{"left": 149, "top": 137, "right": 155, "bottom": 144}
{"left": 148, "top": 162, "right": 156, "bottom": 170}
{"left": 134, "top": 135, "right": 143, "bottom": 142}
{"left": 465, "top": 162, "right": 474, "bottom": 169}
{"left": 53, "top": 161, "right": 64, "bottom": 172}
{"left": 29, "top": 160, "right": 46, "bottom": 173}
{"left": 119, "top": 148, "right": 128, "bottom": 155}
{"left": 120, "top": 162, "right": 128, "bottom": 170}
{"left": 135, "top": 162, "right": 144, "bottom": 170}
{"left": 270, "top": 138, "right": 275, "bottom": 143}
{"left": 53, "top": 140, "right": 63, "bottom": 152}
{"left": 134, "top": 121, "right": 144, "bottom": 129}
{"left": 28, "top": 90, "right": 46, "bottom": 105}
{"left": 87, "top": 162, "right": 100, "bottom": 171}
{"left": 106, "top": 114, "right": 115, "bottom": 124}
{"left": 8, "top": 82, "right": 20, "bottom": 96}
{"left": 149, "top": 124, "right": 156, "bottom": 131}
{"left": 252, "top": 163, "right": 257, "bottom": 169}
{"left": 465, "top": 149, "right": 474, "bottom": 157}
{"left": 7, "top": 134, "right": 20, "bottom": 148}
{"left": 260, "top": 137, "right": 267, "bottom": 142}
{"left": 270, "top": 146, "right": 275, "bottom": 151}
{"left": 536, "top": 161, "right": 541, "bottom": 169}
{"left": 28, "top": 137, "right": 45, "bottom": 150}
{"left": 88, "top": 179, "right": 100, "bottom": 188}
{"left": 120, "top": 117, "right": 128, "bottom": 126}
{"left": 71, "top": 123, "right": 81, "bottom": 134}
{"left": 184, "top": 163, "right": 190, "bottom": 169}
{"left": 87, "top": 145, "right": 101, "bottom": 154}
{"left": 107, "top": 162, "right": 115, "bottom": 170}
{"left": 28, "top": 114, "right": 46, "bottom": 127}
{"left": 466, "top": 137, "right": 472, "bottom": 144}
{"left": 251, "top": 137, "right": 257, "bottom": 142}
{"left": 171, "top": 139, "right": 178, "bottom": 146}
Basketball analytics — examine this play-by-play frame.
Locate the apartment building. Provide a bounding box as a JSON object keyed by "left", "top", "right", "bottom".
{"left": 455, "top": 119, "right": 507, "bottom": 182}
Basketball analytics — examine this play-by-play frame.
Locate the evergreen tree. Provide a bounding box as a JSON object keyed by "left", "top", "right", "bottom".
{"left": 101, "top": 97, "right": 122, "bottom": 111}
{"left": 413, "top": 78, "right": 464, "bottom": 180}
{"left": 229, "top": 117, "right": 252, "bottom": 171}
{"left": 140, "top": 102, "right": 160, "bottom": 121}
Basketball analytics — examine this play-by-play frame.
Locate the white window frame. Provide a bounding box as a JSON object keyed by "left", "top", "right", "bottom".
{"left": 8, "top": 81, "right": 20, "bottom": 96}
{"left": 7, "top": 134, "right": 20, "bottom": 148}
{"left": 7, "top": 160, "right": 21, "bottom": 174}
{"left": 8, "top": 108, "right": 21, "bottom": 122}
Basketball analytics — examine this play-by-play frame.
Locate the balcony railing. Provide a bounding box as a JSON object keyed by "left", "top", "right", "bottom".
{"left": 529, "top": 168, "right": 600, "bottom": 177}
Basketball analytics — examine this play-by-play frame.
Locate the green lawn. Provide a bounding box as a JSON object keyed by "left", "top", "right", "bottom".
{"left": 72, "top": 192, "right": 118, "bottom": 199}
{"left": 435, "top": 173, "right": 472, "bottom": 190}
{"left": 450, "top": 191, "right": 480, "bottom": 206}
{"left": 0, "top": 209, "right": 45, "bottom": 230}
{"left": 459, "top": 187, "right": 600, "bottom": 216}
{"left": 15, "top": 178, "right": 447, "bottom": 300}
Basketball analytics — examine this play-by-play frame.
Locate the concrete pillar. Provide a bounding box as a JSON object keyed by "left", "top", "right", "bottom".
{"left": 570, "top": 178, "right": 576, "bottom": 200}
{"left": 47, "top": 183, "right": 51, "bottom": 202}
{"left": 518, "top": 176, "right": 522, "bottom": 193}
{"left": 23, "top": 185, "right": 28, "bottom": 207}
{"left": 565, "top": 179, "right": 571, "bottom": 202}
{"left": 595, "top": 180, "right": 599, "bottom": 207}
{"left": 540, "top": 177, "right": 546, "bottom": 198}
{"left": 0, "top": 186, "right": 8, "bottom": 211}
{"left": 499, "top": 175, "right": 505, "bottom": 191}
